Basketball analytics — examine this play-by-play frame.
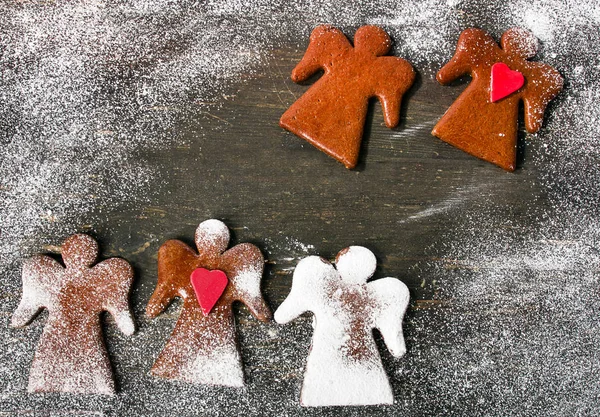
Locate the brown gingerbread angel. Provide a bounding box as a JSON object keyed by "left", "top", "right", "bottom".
{"left": 146, "top": 219, "right": 271, "bottom": 387}
{"left": 432, "top": 27, "right": 563, "bottom": 171}
{"left": 280, "top": 25, "right": 415, "bottom": 169}
{"left": 11, "top": 234, "right": 135, "bottom": 395}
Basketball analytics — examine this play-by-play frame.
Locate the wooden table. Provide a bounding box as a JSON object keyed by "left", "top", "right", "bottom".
{"left": 2, "top": 2, "right": 598, "bottom": 416}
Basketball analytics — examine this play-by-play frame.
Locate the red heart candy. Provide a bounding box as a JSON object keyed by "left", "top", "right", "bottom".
{"left": 190, "top": 268, "right": 228, "bottom": 316}
{"left": 490, "top": 62, "right": 525, "bottom": 102}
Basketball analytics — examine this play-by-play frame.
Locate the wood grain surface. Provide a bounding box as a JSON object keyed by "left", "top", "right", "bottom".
{"left": 1, "top": 2, "right": 597, "bottom": 416}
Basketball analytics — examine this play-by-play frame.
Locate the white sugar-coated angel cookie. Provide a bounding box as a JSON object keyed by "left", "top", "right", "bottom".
{"left": 275, "top": 246, "right": 410, "bottom": 407}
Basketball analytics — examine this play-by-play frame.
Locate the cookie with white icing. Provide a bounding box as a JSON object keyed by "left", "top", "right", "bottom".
{"left": 275, "top": 246, "right": 410, "bottom": 407}
{"left": 146, "top": 219, "right": 272, "bottom": 387}
{"left": 11, "top": 234, "right": 135, "bottom": 395}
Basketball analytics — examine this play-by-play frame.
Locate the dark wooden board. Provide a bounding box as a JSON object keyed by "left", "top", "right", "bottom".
{"left": 1, "top": 2, "right": 598, "bottom": 416}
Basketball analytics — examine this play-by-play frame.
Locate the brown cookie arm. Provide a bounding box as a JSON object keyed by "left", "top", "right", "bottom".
{"left": 291, "top": 51, "right": 323, "bottom": 83}
{"left": 11, "top": 256, "right": 61, "bottom": 327}
{"left": 437, "top": 58, "right": 471, "bottom": 85}
{"left": 146, "top": 285, "right": 174, "bottom": 318}
{"left": 243, "top": 296, "right": 272, "bottom": 322}
{"left": 94, "top": 258, "right": 136, "bottom": 335}
{"left": 379, "top": 95, "right": 401, "bottom": 128}
{"left": 522, "top": 66, "right": 564, "bottom": 133}
{"left": 437, "top": 28, "right": 497, "bottom": 84}
{"left": 436, "top": 35, "right": 473, "bottom": 83}
{"left": 375, "top": 58, "right": 415, "bottom": 128}
{"left": 11, "top": 298, "right": 43, "bottom": 328}
{"left": 523, "top": 96, "right": 546, "bottom": 133}
{"left": 291, "top": 25, "right": 351, "bottom": 83}
{"left": 221, "top": 243, "right": 272, "bottom": 322}
{"left": 147, "top": 240, "right": 195, "bottom": 318}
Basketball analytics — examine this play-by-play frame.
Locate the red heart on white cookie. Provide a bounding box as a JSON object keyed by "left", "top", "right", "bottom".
{"left": 490, "top": 62, "right": 524, "bottom": 102}
{"left": 190, "top": 268, "right": 228, "bottom": 316}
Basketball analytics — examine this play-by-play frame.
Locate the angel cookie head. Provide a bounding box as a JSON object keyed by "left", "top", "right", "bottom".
{"left": 11, "top": 234, "right": 135, "bottom": 395}
{"left": 275, "top": 246, "right": 410, "bottom": 407}
{"left": 146, "top": 219, "right": 271, "bottom": 387}
{"left": 432, "top": 27, "right": 563, "bottom": 171}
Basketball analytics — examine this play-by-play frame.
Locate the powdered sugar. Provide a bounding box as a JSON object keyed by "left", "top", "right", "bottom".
{"left": 181, "top": 343, "right": 245, "bottom": 388}
{"left": 114, "top": 311, "right": 136, "bottom": 337}
{"left": 366, "top": 0, "right": 459, "bottom": 67}
{"left": 0, "top": 1, "right": 271, "bottom": 277}
{"left": 404, "top": 4, "right": 600, "bottom": 405}
{"left": 230, "top": 264, "right": 263, "bottom": 301}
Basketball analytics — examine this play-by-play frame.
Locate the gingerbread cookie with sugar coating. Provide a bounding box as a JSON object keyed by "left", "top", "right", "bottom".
{"left": 280, "top": 25, "right": 415, "bottom": 169}
{"left": 433, "top": 27, "right": 563, "bottom": 171}
{"left": 146, "top": 219, "right": 271, "bottom": 387}
{"left": 275, "top": 246, "right": 410, "bottom": 406}
{"left": 11, "top": 234, "right": 135, "bottom": 395}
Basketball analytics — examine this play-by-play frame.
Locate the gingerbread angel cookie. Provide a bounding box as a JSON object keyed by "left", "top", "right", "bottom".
{"left": 432, "top": 27, "right": 563, "bottom": 171}
{"left": 280, "top": 25, "right": 415, "bottom": 169}
{"left": 11, "top": 234, "right": 135, "bottom": 395}
{"left": 275, "top": 246, "right": 410, "bottom": 406}
{"left": 146, "top": 219, "right": 271, "bottom": 387}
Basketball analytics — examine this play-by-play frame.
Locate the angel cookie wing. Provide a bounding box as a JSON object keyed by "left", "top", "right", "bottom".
{"left": 368, "top": 278, "right": 410, "bottom": 357}
{"left": 11, "top": 255, "right": 64, "bottom": 328}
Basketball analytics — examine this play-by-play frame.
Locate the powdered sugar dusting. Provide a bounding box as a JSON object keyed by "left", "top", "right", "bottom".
{"left": 366, "top": 0, "right": 459, "bottom": 67}
{"left": 403, "top": 1, "right": 600, "bottom": 413}
{"left": 1, "top": 0, "right": 599, "bottom": 415}
{"left": 0, "top": 1, "right": 271, "bottom": 276}
{"left": 156, "top": 306, "right": 246, "bottom": 388}
{"left": 230, "top": 264, "right": 263, "bottom": 301}
{"left": 181, "top": 343, "right": 245, "bottom": 388}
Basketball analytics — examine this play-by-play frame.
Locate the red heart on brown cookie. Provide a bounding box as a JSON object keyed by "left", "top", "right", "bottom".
{"left": 190, "top": 268, "right": 228, "bottom": 316}
{"left": 490, "top": 62, "right": 524, "bottom": 102}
